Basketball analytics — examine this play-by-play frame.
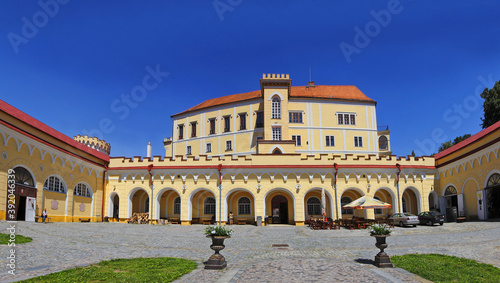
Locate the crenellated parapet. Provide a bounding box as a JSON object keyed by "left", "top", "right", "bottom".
{"left": 262, "top": 73, "right": 290, "bottom": 79}
{"left": 73, "top": 135, "right": 111, "bottom": 155}
{"left": 109, "top": 153, "right": 435, "bottom": 169}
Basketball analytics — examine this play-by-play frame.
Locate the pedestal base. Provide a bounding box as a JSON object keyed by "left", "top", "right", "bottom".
{"left": 374, "top": 252, "right": 393, "bottom": 268}
{"left": 204, "top": 253, "right": 227, "bottom": 270}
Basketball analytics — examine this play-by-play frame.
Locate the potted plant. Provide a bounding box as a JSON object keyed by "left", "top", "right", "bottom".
{"left": 367, "top": 223, "right": 393, "bottom": 268}
{"left": 204, "top": 226, "right": 233, "bottom": 269}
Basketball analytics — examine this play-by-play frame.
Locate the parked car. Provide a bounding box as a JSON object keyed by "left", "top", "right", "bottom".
{"left": 389, "top": 213, "right": 419, "bottom": 227}
{"left": 418, "top": 211, "right": 445, "bottom": 226}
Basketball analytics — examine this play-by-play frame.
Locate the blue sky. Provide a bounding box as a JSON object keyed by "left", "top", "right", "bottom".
{"left": 1, "top": 1, "right": 499, "bottom": 157}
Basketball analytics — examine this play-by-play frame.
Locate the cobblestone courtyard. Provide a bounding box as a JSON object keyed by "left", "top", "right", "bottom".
{"left": 1, "top": 221, "right": 499, "bottom": 282}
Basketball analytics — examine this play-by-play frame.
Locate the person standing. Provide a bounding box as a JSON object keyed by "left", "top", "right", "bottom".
{"left": 42, "top": 208, "right": 48, "bottom": 223}
{"left": 229, "top": 211, "right": 234, "bottom": 225}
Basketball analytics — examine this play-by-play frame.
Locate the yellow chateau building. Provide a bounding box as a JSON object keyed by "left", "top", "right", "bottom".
{"left": 0, "top": 100, "right": 109, "bottom": 222}
{"left": 1, "top": 74, "right": 499, "bottom": 224}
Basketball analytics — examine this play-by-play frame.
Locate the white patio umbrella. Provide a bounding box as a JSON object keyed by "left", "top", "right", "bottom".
{"left": 342, "top": 196, "right": 391, "bottom": 210}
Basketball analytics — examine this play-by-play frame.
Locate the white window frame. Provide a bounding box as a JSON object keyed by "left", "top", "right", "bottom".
{"left": 354, "top": 136, "right": 363, "bottom": 147}
{"left": 238, "top": 197, "right": 251, "bottom": 215}
{"left": 337, "top": 112, "right": 357, "bottom": 125}
{"left": 292, "top": 135, "right": 302, "bottom": 146}
{"left": 204, "top": 197, "right": 216, "bottom": 214}
{"left": 272, "top": 127, "right": 282, "bottom": 141}
{"left": 271, "top": 96, "right": 281, "bottom": 119}
{"left": 186, "top": 145, "right": 192, "bottom": 155}
{"left": 74, "top": 183, "right": 92, "bottom": 198}
{"left": 226, "top": 140, "right": 232, "bottom": 151}
{"left": 173, "top": 197, "right": 181, "bottom": 214}
{"left": 43, "top": 175, "right": 66, "bottom": 194}
{"left": 325, "top": 135, "right": 335, "bottom": 147}
{"left": 206, "top": 143, "right": 212, "bottom": 153}
{"left": 307, "top": 197, "right": 321, "bottom": 215}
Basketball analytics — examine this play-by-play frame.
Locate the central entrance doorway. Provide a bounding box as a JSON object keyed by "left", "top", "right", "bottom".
{"left": 271, "top": 195, "right": 288, "bottom": 224}
{"left": 4, "top": 167, "right": 37, "bottom": 221}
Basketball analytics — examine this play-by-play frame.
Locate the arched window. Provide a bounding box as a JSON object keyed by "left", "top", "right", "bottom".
{"left": 307, "top": 197, "right": 321, "bottom": 215}
{"left": 238, "top": 197, "right": 251, "bottom": 215}
{"left": 43, "top": 176, "right": 66, "bottom": 193}
{"left": 487, "top": 173, "right": 500, "bottom": 188}
{"left": 272, "top": 148, "right": 282, "bottom": 154}
{"left": 341, "top": 196, "right": 353, "bottom": 215}
{"left": 204, "top": 197, "right": 216, "bottom": 214}
{"left": 14, "top": 167, "right": 35, "bottom": 187}
{"left": 373, "top": 196, "right": 383, "bottom": 215}
{"left": 444, "top": 186, "right": 457, "bottom": 196}
{"left": 173, "top": 197, "right": 181, "bottom": 214}
{"left": 378, "top": 136, "right": 388, "bottom": 150}
{"left": 402, "top": 197, "right": 407, "bottom": 212}
{"left": 271, "top": 96, "right": 281, "bottom": 119}
{"left": 74, "top": 183, "right": 92, "bottom": 198}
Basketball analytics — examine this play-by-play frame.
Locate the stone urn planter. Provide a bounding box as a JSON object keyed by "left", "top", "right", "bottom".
{"left": 372, "top": 235, "right": 393, "bottom": 268}
{"left": 204, "top": 235, "right": 230, "bottom": 269}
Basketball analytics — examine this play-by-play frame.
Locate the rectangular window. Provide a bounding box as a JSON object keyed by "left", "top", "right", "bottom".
{"left": 209, "top": 118, "right": 216, "bottom": 135}
{"left": 178, "top": 124, "right": 184, "bottom": 140}
{"left": 226, "top": 140, "right": 232, "bottom": 151}
{"left": 354, "top": 136, "right": 363, "bottom": 147}
{"left": 206, "top": 143, "right": 212, "bottom": 153}
{"left": 190, "top": 122, "right": 197, "bottom": 138}
{"left": 325, "top": 136, "right": 335, "bottom": 147}
{"left": 224, "top": 116, "right": 231, "bottom": 132}
{"left": 238, "top": 202, "right": 251, "bottom": 215}
{"left": 337, "top": 113, "right": 357, "bottom": 125}
{"left": 255, "top": 112, "right": 264, "bottom": 128}
{"left": 239, "top": 113, "right": 246, "bottom": 130}
{"left": 292, "top": 135, "right": 302, "bottom": 146}
{"left": 173, "top": 199, "right": 180, "bottom": 214}
{"left": 272, "top": 127, "right": 282, "bottom": 141}
{"left": 289, "top": 112, "right": 303, "bottom": 123}
{"left": 186, "top": 145, "right": 192, "bottom": 155}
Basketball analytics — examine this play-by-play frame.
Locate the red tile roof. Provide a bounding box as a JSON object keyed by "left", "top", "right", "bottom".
{"left": 434, "top": 120, "right": 500, "bottom": 160}
{"left": 172, "top": 85, "right": 375, "bottom": 117}
{"left": 0, "top": 99, "right": 110, "bottom": 162}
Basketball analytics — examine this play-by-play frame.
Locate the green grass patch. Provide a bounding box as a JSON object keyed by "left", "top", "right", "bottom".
{"left": 0, "top": 233, "right": 32, "bottom": 245}
{"left": 392, "top": 254, "right": 500, "bottom": 282}
{"left": 22, "top": 257, "right": 197, "bottom": 283}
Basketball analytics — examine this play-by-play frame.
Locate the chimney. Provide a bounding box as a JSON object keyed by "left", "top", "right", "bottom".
{"left": 147, "top": 141, "right": 152, "bottom": 158}
{"left": 307, "top": 81, "right": 315, "bottom": 87}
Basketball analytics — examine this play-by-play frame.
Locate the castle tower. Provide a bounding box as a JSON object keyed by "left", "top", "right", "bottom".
{"left": 259, "top": 74, "right": 293, "bottom": 153}
{"left": 73, "top": 135, "right": 111, "bottom": 155}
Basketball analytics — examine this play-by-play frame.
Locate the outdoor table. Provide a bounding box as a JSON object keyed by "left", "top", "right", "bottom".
{"left": 319, "top": 220, "right": 330, "bottom": 230}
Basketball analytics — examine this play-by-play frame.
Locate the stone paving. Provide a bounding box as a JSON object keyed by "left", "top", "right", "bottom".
{"left": 0, "top": 220, "right": 499, "bottom": 282}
